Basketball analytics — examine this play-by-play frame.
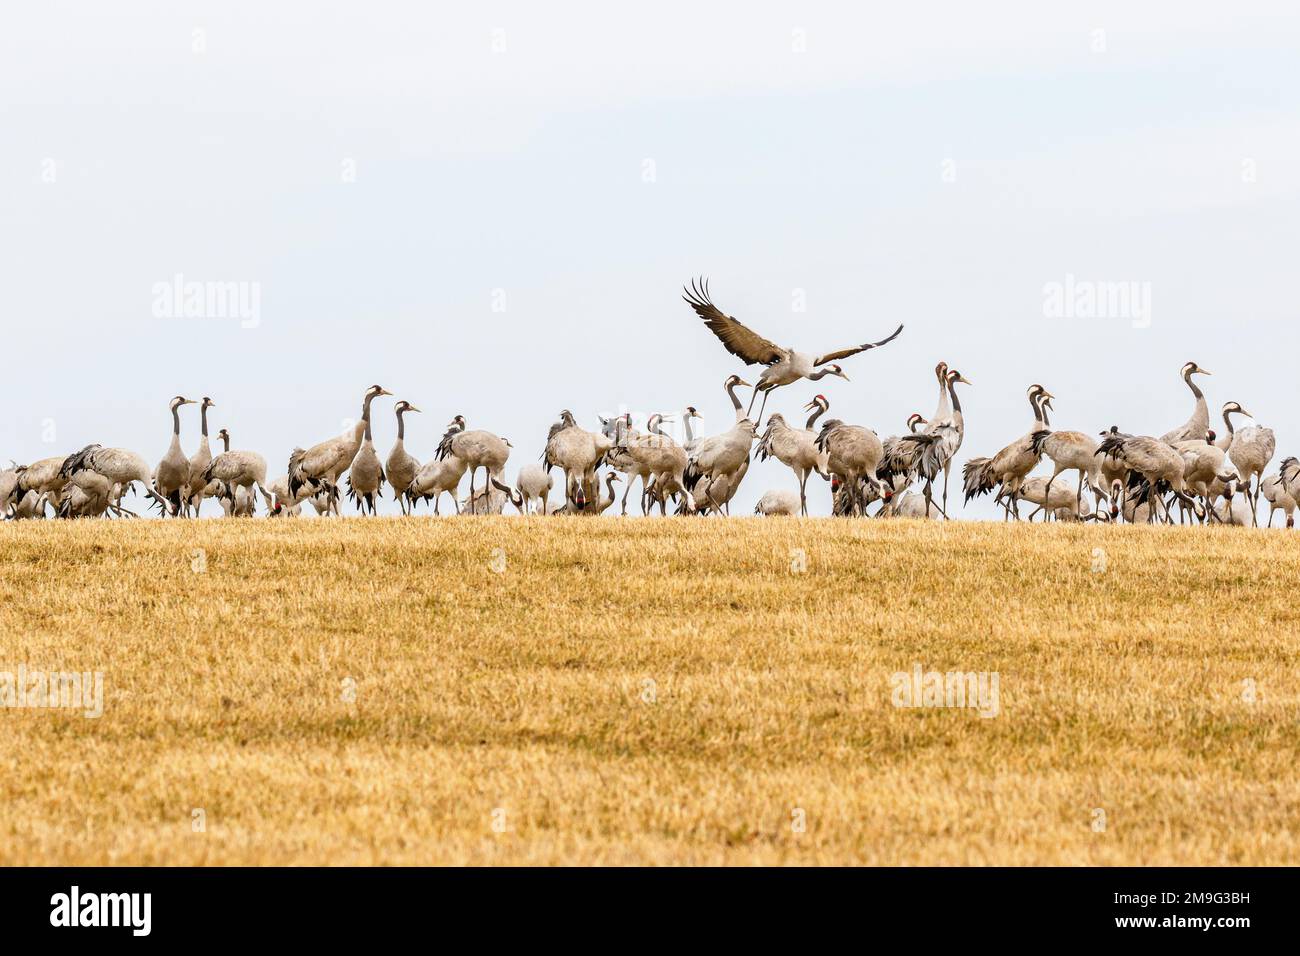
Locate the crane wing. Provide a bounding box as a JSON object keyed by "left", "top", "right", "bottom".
{"left": 682, "top": 277, "right": 785, "bottom": 367}
{"left": 814, "top": 324, "right": 904, "bottom": 365}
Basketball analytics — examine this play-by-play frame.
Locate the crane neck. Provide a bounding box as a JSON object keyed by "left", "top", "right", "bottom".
{"left": 805, "top": 404, "right": 826, "bottom": 430}
{"left": 220, "top": 434, "right": 230, "bottom": 452}
{"left": 1033, "top": 393, "right": 1049, "bottom": 428}
{"left": 199, "top": 404, "right": 209, "bottom": 438}
{"left": 1221, "top": 408, "right": 1236, "bottom": 436}
{"left": 361, "top": 391, "right": 378, "bottom": 424}
{"left": 932, "top": 375, "right": 951, "bottom": 421}
{"left": 683, "top": 411, "right": 696, "bottom": 443}
{"left": 395, "top": 407, "right": 406, "bottom": 441}
{"left": 725, "top": 381, "right": 744, "bottom": 421}
{"left": 1184, "top": 370, "right": 1204, "bottom": 400}
{"left": 171, "top": 404, "right": 181, "bottom": 437}
{"left": 948, "top": 378, "right": 962, "bottom": 416}
{"left": 808, "top": 367, "right": 834, "bottom": 381}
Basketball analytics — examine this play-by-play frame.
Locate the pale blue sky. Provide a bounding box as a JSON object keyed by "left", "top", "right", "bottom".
{"left": 3, "top": 2, "right": 1298, "bottom": 516}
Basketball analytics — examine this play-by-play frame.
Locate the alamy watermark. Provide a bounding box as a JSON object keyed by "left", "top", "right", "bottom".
{"left": 890, "top": 663, "right": 999, "bottom": 718}
{"left": 152, "top": 273, "right": 261, "bottom": 328}
{"left": 1043, "top": 273, "right": 1150, "bottom": 329}
{"left": 0, "top": 665, "right": 104, "bottom": 718}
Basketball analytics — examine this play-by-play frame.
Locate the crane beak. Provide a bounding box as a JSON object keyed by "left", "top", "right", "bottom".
{"left": 836, "top": 371, "right": 851, "bottom": 381}
{"left": 735, "top": 378, "right": 753, "bottom": 388}
{"left": 956, "top": 375, "right": 973, "bottom": 385}
{"left": 1199, "top": 368, "right": 1212, "bottom": 376}
{"left": 408, "top": 406, "right": 422, "bottom": 414}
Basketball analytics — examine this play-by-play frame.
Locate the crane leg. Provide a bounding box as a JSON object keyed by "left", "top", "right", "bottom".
{"left": 799, "top": 471, "right": 808, "bottom": 517}
{"left": 755, "top": 389, "right": 771, "bottom": 425}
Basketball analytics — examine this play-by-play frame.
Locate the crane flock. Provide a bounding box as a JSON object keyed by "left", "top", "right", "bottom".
{"left": 2, "top": 280, "right": 1295, "bottom": 528}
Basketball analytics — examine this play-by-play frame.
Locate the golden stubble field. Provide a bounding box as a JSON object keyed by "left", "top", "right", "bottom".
{"left": 0, "top": 515, "right": 1298, "bottom": 866}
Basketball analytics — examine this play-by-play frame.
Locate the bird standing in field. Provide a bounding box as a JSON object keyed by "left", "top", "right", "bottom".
{"left": 814, "top": 417, "right": 886, "bottom": 516}
{"left": 60, "top": 444, "right": 172, "bottom": 515}
{"left": 1097, "top": 431, "right": 1202, "bottom": 523}
{"left": 898, "top": 367, "right": 971, "bottom": 517}
{"left": 1262, "top": 466, "right": 1296, "bottom": 528}
{"left": 409, "top": 454, "right": 468, "bottom": 515}
{"left": 1216, "top": 402, "right": 1274, "bottom": 526}
{"left": 682, "top": 277, "right": 903, "bottom": 423}
{"left": 683, "top": 376, "right": 757, "bottom": 515}
{"left": 542, "top": 410, "right": 612, "bottom": 509}
{"left": 14, "top": 456, "right": 70, "bottom": 516}
{"left": 185, "top": 397, "right": 216, "bottom": 516}
{"left": 437, "top": 415, "right": 512, "bottom": 511}
{"left": 1160, "top": 362, "right": 1212, "bottom": 444}
{"left": 203, "top": 428, "right": 269, "bottom": 515}
{"left": 59, "top": 468, "right": 120, "bottom": 518}
{"left": 345, "top": 414, "right": 385, "bottom": 515}
{"left": 963, "top": 385, "right": 1050, "bottom": 519}
{"left": 615, "top": 413, "right": 692, "bottom": 515}
{"left": 893, "top": 362, "right": 953, "bottom": 514}
{"left": 154, "top": 395, "right": 196, "bottom": 516}
{"left": 386, "top": 401, "right": 421, "bottom": 515}
{"left": 685, "top": 414, "right": 755, "bottom": 516}
{"left": 288, "top": 384, "right": 391, "bottom": 514}
{"left": 679, "top": 374, "right": 753, "bottom": 514}
{"left": 1177, "top": 441, "right": 1239, "bottom": 524}
{"left": 756, "top": 395, "right": 829, "bottom": 516}
{"left": 1029, "top": 394, "right": 1107, "bottom": 520}
{"left": 514, "top": 462, "right": 554, "bottom": 515}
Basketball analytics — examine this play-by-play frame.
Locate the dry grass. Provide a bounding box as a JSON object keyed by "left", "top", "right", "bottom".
{"left": 0, "top": 515, "right": 1297, "bottom": 865}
